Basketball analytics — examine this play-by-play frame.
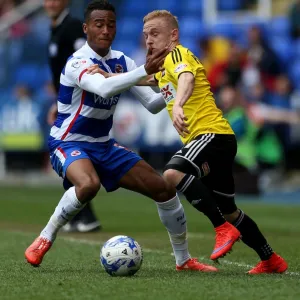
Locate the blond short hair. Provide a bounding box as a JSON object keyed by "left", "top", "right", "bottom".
{"left": 143, "top": 10, "right": 179, "bottom": 29}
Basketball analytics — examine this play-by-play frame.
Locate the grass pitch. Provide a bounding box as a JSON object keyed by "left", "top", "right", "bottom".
{"left": 0, "top": 186, "right": 299, "bottom": 300}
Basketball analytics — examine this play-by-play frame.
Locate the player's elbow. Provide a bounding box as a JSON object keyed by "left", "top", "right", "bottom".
{"left": 146, "top": 101, "right": 165, "bottom": 114}
{"left": 96, "top": 82, "right": 114, "bottom": 99}
{"left": 148, "top": 105, "right": 163, "bottom": 114}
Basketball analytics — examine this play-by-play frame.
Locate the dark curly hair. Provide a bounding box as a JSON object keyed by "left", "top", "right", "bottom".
{"left": 84, "top": 0, "right": 116, "bottom": 21}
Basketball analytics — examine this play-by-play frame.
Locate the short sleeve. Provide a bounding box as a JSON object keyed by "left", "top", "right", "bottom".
{"left": 165, "top": 48, "right": 198, "bottom": 80}
{"left": 64, "top": 56, "right": 94, "bottom": 86}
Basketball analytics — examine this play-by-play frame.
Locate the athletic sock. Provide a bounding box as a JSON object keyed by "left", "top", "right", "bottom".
{"left": 234, "top": 210, "right": 274, "bottom": 260}
{"left": 177, "top": 174, "right": 226, "bottom": 228}
{"left": 40, "top": 187, "right": 85, "bottom": 242}
{"left": 156, "top": 194, "right": 191, "bottom": 266}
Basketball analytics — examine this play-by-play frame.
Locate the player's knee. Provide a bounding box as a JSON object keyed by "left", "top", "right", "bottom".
{"left": 76, "top": 176, "right": 101, "bottom": 202}
{"left": 151, "top": 178, "right": 176, "bottom": 203}
{"left": 224, "top": 209, "right": 240, "bottom": 224}
{"left": 163, "top": 169, "right": 185, "bottom": 188}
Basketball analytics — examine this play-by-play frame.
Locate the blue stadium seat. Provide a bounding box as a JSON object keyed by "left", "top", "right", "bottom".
{"left": 180, "top": 37, "right": 198, "bottom": 55}
{"left": 218, "top": 0, "right": 242, "bottom": 11}
{"left": 180, "top": 17, "right": 206, "bottom": 39}
{"left": 117, "top": 18, "right": 143, "bottom": 38}
{"left": 113, "top": 39, "right": 138, "bottom": 56}
{"left": 268, "top": 17, "right": 291, "bottom": 38}
{"left": 14, "top": 64, "right": 51, "bottom": 91}
{"left": 289, "top": 59, "right": 300, "bottom": 89}
{"left": 181, "top": 0, "right": 203, "bottom": 17}
{"left": 151, "top": 0, "right": 180, "bottom": 15}
{"left": 210, "top": 20, "right": 239, "bottom": 39}
{"left": 270, "top": 37, "right": 294, "bottom": 65}
{"left": 294, "top": 39, "right": 300, "bottom": 59}
{"left": 119, "top": 0, "right": 152, "bottom": 16}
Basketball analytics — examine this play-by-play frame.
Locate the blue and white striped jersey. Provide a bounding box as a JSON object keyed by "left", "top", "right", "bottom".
{"left": 48, "top": 42, "right": 138, "bottom": 150}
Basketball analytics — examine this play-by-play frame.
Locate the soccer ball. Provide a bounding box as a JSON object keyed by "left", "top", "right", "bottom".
{"left": 100, "top": 235, "right": 143, "bottom": 276}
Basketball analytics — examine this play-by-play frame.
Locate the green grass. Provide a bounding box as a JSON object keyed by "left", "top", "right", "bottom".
{"left": 0, "top": 186, "right": 300, "bottom": 300}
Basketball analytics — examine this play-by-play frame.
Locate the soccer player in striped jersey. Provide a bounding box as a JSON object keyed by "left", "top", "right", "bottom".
{"left": 141, "top": 10, "right": 288, "bottom": 274}
{"left": 24, "top": 0, "right": 218, "bottom": 273}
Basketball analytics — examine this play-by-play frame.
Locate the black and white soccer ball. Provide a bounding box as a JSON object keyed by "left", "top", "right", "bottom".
{"left": 100, "top": 235, "right": 143, "bottom": 276}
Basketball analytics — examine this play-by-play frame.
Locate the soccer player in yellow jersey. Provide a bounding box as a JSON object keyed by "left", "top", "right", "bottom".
{"left": 142, "top": 10, "right": 288, "bottom": 273}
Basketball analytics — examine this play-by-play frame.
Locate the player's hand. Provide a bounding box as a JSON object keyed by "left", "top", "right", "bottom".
{"left": 172, "top": 104, "right": 190, "bottom": 137}
{"left": 144, "top": 47, "right": 169, "bottom": 75}
{"left": 47, "top": 103, "right": 58, "bottom": 126}
{"left": 87, "top": 64, "right": 111, "bottom": 78}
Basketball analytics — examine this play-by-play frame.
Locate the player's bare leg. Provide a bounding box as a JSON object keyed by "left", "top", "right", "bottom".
{"left": 25, "top": 159, "right": 101, "bottom": 266}
{"left": 119, "top": 160, "right": 217, "bottom": 272}
{"left": 163, "top": 168, "right": 240, "bottom": 261}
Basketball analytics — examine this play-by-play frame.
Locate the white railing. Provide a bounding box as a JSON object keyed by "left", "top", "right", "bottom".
{"left": 203, "top": 0, "right": 272, "bottom": 24}
{"left": 0, "top": 0, "right": 43, "bottom": 39}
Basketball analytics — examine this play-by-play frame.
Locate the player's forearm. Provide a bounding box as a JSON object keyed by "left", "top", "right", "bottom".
{"left": 174, "top": 72, "right": 195, "bottom": 107}
{"left": 136, "top": 75, "right": 157, "bottom": 86}
{"left": 80, "top": 65, "right": 148, "bottom": 98}
{"left": 130, "top": 86, "right": 166, "bottom": 114}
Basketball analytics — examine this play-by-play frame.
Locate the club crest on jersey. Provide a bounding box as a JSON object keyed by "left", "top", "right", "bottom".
{"left": 174, "top": 63, "right": 188, "bottom": 73}
{"left": 160, "top": 82, "right": 177, "bottom": 104}
{"left": 115, "top": 64, "right": 124, "bottom": 73}
{"left": 71, "top": 150, "right": 81, "bottom": 157}
{"left": 71, "top": 61, "right": 81, "bottom": 69}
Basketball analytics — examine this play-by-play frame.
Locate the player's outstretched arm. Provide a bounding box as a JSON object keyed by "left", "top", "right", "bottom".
{"left": 172, "top": 72, "right": 195, "bottom": 136}
{"left": 130, "top": 86, "right": 166, "bottom": 114}
{"left": 87, "top": 65, "right": 157, "bottom": 86}
{"left": 66, "top": 48, "right": 168, "bottom": 98}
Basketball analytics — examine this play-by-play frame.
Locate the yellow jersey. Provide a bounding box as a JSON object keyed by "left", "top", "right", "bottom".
{"left": 154, "top": 44, "right": 234, "bottom": 145}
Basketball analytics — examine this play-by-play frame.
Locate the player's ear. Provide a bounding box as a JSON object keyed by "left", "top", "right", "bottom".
{"left": 171, "top": 28, "right": 179, "bottom": 42}
{"left": 83, "top": 23, "right": 88, "bottom": 34}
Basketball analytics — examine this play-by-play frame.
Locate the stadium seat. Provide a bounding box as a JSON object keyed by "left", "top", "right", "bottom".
{"left": 113, "top": 39, "right": 138, "bottom": 56}
{"left": 14, "top": 64, "right": 51, "bottom": 91}
{"left": 180, "top": 37, "right": 198, "bottom": 55}
{"left": 288, "top": 59, "right": 300, "bottom": 89}
{"left": 270, "top": 37, "right": 294, "bottom": 65}
{"left": 218, "top": 0, "right": 242, "bottom": 11}
{"left": 293, "top": 39, "right": 300, "bottom": 59}
{"left": 181, "top": 0, "right": 203, "bottom": 17}
{"left": 30, "top": 14, "right": 51, "bottom": 46}
{"left": 117, "top": 18, "right": 143, "bottom": 38}
{"left": 119, "top": 0, "right": 152, "bottom": 16}
{"left": 267, "top": 17, "right": 291, "bottom": 38}
{"left": 151, "top": 0, "right": 180, "bottom": 15}
{"left": 180, "top": 17, "right": 206, "bottom": 39}
{"left": 210, "top": 19, "right": 240, "bottom": 39}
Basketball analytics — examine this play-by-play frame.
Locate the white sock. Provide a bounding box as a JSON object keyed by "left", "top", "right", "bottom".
{"left": 156, "top": 194, "right": 191, "bottom": 266}
{"left": 40, "top": 187, "right": 85, "bottom": 242}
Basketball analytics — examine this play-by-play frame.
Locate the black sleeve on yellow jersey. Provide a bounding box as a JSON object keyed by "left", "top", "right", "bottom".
{"left": 165, "top": 47, "right": 200, "bottom": 80}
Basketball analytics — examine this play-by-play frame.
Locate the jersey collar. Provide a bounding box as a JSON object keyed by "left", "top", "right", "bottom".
{"left": 84, "top": 42, "right": 112, "bottom": 61}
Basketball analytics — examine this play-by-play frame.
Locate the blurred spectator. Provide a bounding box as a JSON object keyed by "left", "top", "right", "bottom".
{"left": 0, "top": 0, "right": 14, "bottom": 16}
{"left": 208, "top": 42, "right": 246, "bottom": 92}
{"left": 0, "top": 0, "right": 29, "bottom": 38}
{"left": 246, "top": 26, "right": 281, "bottom": 91}
{"left": 198, "top": 36, "right": 231, "bottom": 75}
{"left": 289, "top": 0, "right": 300, "bottom": 39}
{"left": 0, "top": 84, "right": 41, "bottom": 134}
{"left": 264, "top": 75, "right": 293, "bottom": 160}
{"left": 218, "top": 86, "right": 284, "bottom": 194}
